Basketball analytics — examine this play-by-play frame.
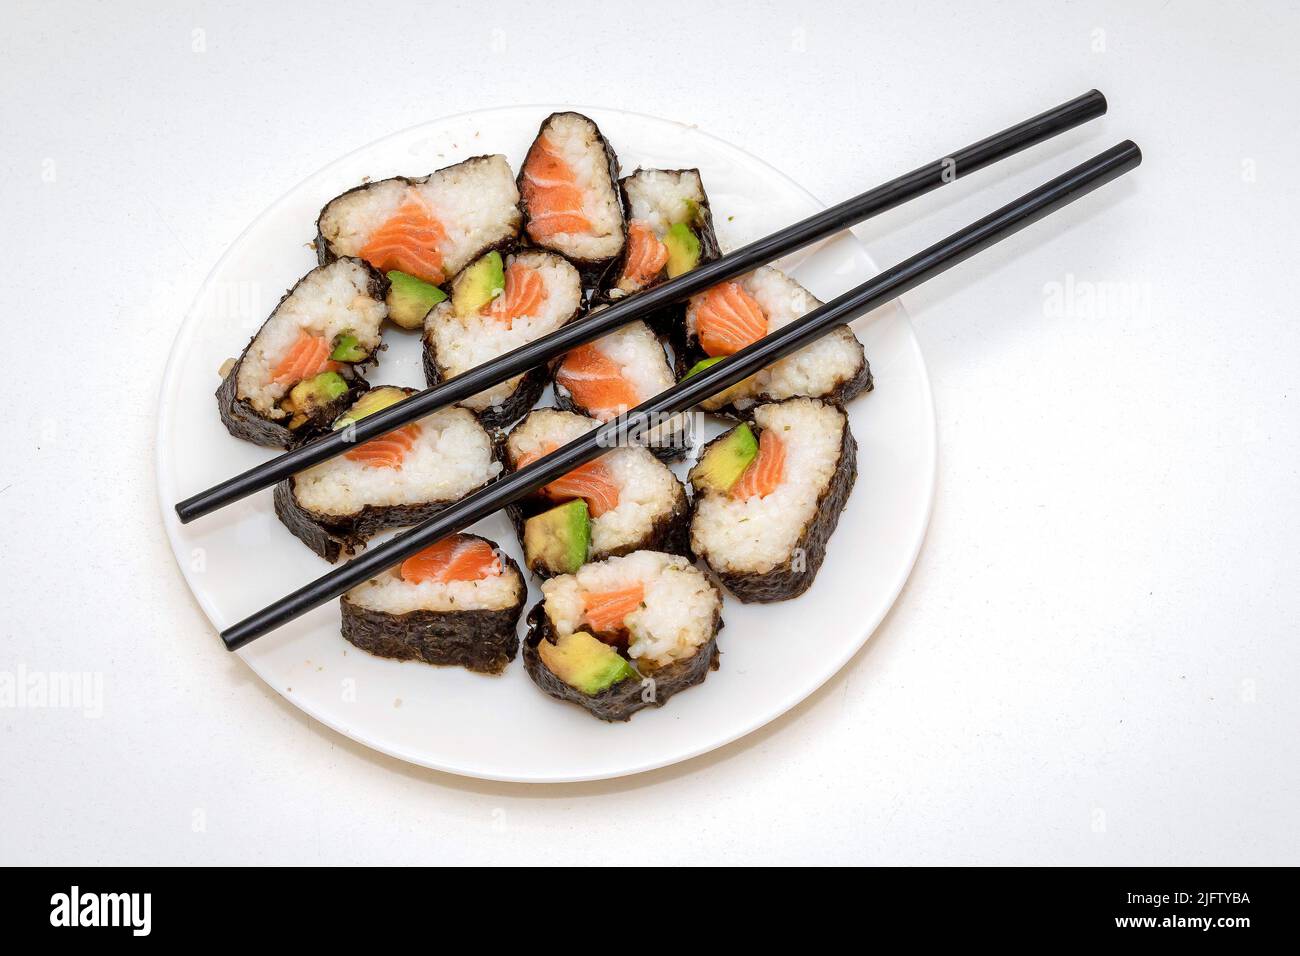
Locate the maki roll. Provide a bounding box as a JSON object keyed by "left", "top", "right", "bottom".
{"left": 274, "top": 386, "right": 502, "bottom": 562}
{"left": 216, "top": 258, "right": 386, "bottom": 448}
{"left": 503, "top": 409, "right": 689, "bottom": 578}
{"left": 679, "top": 267, "right": 873, "bottom": 418}
{"left": 315, "top": 154, "right": 521, "bottom": 325}
{"left": 607, "top": 167, "right": 721, "bottom": 302}
{"left": 422, "top": 248, "right": 582, "bottom": 429}
{"left": 689, "top": 398, "right": 857, "bottom": 602}
{"left": 341, "top": 534, "right": 526, "bottom": 675}
{"left": 551, "top": 316, "right": 688, "bottom": 460}
{"left": 517, "top": 112, "right": 625, "bottom": 282}
{"left": 522, "top": 551, "right": 722, "bottom": 721}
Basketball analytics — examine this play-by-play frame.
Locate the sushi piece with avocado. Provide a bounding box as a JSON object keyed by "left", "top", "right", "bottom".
{"left": 551, "top": 316, "right": 689, "bottom": 461}
{"left": 315, "top": 154, "right": 521, "bottom": 288}
{"left": 274, "top": 386, "right": 502, "bottom": 562}
{"left": 503, "top": 409, "right": 690, "bottom": 578}
{"left": 423, "top": 249, "right": 583, "bottom": 429}
{"left": 216, "top": 258, "right": 387, "bottom": 448}
{"left": 522, "top": 551, "right": 723, "bottom": 721}
{"left": 517, "top": 112, "right": 625, "bottom": 284}
{"left": 605, "top": 168, "right": 721, "bottom": 302}
{"left": 689, "top": 398, "right": 858, "bottom": 602}
{"left": 340, "top": 533, "right": 526, "bottom": 675}
{"left": 677, "top": 266, "right": 872, "bottom": 418}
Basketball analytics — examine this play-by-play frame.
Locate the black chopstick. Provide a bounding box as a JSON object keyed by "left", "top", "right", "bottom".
{"left": 175, "top": 90, "right": 1107, "bottom": 524}
{"left": 219, "top": 139, "right": 1141, "bottom": 650}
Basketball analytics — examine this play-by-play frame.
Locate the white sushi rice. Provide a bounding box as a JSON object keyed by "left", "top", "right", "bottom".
{"left": 542, "top": 551, "right": 718, "bottom": 668}
{"left": 235, "top": 259, "right": 386, "bottom": 416}
{"left": 622, "top": 169, "right": 704, "bottom": 236}
{"left": 525, "top": 113, "right": 624, "bottom": 262}
{"left": 425, "top": 250, "right": 581, "bottom": 413}
{"left": 690, "top": 399, "right": 848, "bottom": 574}
{"left": 317, "top": 154, "right": 521, "bottom": 280}
{"left": 292, "top": 405, "right": 500, "bottom": 516}
{"left": 556, "top": 316, "right": 674, "bottom": 419}
{"left": 346, "top": 548, "right": 522, "bottom": 614}
{"left": 686, "top": 266, "right": 865, "bottom": 411}
{"left": 506, "top": 409, "right": 683, "bottom": 555}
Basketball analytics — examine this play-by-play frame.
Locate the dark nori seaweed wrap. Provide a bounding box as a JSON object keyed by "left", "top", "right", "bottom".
{"left": 314, "top": 156, "right": 521, "bottom": 276}
{"left": 521, "top": 601, "right": 721, "bottom": 722}
{"left": 517, "top": 112, "right": 625, "bottom": 288}
{"left": 340, "top": 538, "right": 525, "bottom": 675}
{"left": 216, "top": 356, "right": 368, "bottom": 449}
{"left": 501, "top": 409, "right": 692, "bottom": 577}
{"left": 274, "top": 392, "right": 501, "bottom": 562}
{"left": 421, "top": 336, "right": 553, "bottom": 432}
{"left": 215, "top": 260, "right": 387, "bottom": 448}
{"left": 690, "top": 403, "right": 859, "bottom": 602}
{"left": 597, "top": 167, "right": 723, "bottom": 336}
{"left": 275, "top": 487, "right": 458, "bottom": 564}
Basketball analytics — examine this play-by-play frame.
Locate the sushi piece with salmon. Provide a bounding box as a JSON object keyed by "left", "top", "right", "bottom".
{"left": 315, "top": 154, "right": 521, "bottom": 327}
{"left": 502, "top": 409, "right": 689, "bottom": 578}
{"left": 422, "top": 248, "right": 582, "bottom": 428}
{"left": 689, "top": 398, "right": 857, "bottom": 602}
{"left": 341, "top": 533, "right": 526, "bottom": 674}
{"left": 551, "top": 316, "right": 688, "bottom": 460}
{"left": 216, "top": 258, "right": 387, "bottom": 448}
{"left": 517, "top": 112, "right": 625, "bottom": 283}
{"left": 522, "top": 551, "right": 723, "bottom": 721}
{"left": 604, "top": 168, "right": 722, "bottom": 329}
{"left": 274, "top": 386, "right": 502, "bottom": 562}
{"left": 678, "top": 266, "right": 873, "bottom": 418}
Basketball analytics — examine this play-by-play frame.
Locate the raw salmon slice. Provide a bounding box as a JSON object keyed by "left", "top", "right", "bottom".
{"left": 344, "top": 423, "right": 422, "bottom": 469}
{"left": 692, "top": 282, "right": 768, "bottom": 356}
{"left": 582, "top": 583, "right": 646, "bottom": 634}
{"left": 517, "top": 443, "right": 621, "bottom": 517}
{"left": 399, "top": 535, "right": 500, "bottom": 585}
{"left": 358, "top": 197, "right": 448, "bottom": 285}
{"left": 554, "top": 342, "right": 640, "bottom": 421}
{"left": 730, "top": 429, "right": 786, "bottom": 500}
{"left": 619, "top": 221, "right": 669, "bottom": 289}
{"left": 522, "top": 136, "right": 593, "bottom": 240}
{"left": 272, "top": 329, "right": 336, "bottom": 386}
{"left": 487, "top": 261, "right": 549, "bottom": 324}
{"left": 527, "top": 213, "right": 595, "bottom": 238}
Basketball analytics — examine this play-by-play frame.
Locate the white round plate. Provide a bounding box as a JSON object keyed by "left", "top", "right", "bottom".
{"left": 157, "top": 106, "right": 935, "bottom": 783}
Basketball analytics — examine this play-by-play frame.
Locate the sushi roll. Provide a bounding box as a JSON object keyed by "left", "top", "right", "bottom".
{"left": 422, "top": 248, "right": 582, "bottom": 429}
{"left": 216, "top": 258, "right": 387, "bottom": 448}
{"left": 503, "top": 409, "right": 689, "bottom": 578}
{"left": 341, "top": 534, "right": 526, "bottom": 675}
{"left": 679, "top": 267, "right": 873, "bottom": 418}
{"left": 274, "top": 386, "right": 502, "bottom": 562}
{"left": 522, "top": 551, "right": 722, "bottom": 721}
{"left": 551, "top": 316, "right": 688, "bottom": 460}
{"left": 517, "top": 112, "right": 625, "bottom": 282}
{"left": 688, "top": 398, "right": 857, "bottom": 602}
{"left": 315, "top": 154, "right": 521, "bottom": 327}
{"left": 606, "top": 167, "right": 722, "bottom": 302}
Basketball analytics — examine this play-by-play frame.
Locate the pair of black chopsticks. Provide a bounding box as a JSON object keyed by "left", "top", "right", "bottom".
{"left": 175, "top": 90, "right": 1139, "bottom": 650}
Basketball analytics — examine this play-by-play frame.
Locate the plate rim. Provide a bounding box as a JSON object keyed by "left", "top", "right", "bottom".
{"left": 155, "top": 104, "right": 937, "bottom": 783}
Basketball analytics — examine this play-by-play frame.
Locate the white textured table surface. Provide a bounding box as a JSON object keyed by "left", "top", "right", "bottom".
{"left": 2, "top": 0, "right": 1296, "bottom": 865}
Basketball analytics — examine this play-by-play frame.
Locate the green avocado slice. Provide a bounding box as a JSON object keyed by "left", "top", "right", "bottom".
{"left": 523, "top": 499, "right": 590, "bottom": 576}
{"left": 386, "top": 271, "right": 447, "bottom": 329}
{"left": 331, "top": 385, "right": 408, "bottom": 430}
{"left": 689, "top": 423, "right": 759, "bottom": 495}
{"left": 539, "top": 630, "right": 638, "bottom": 695}
{"left": 452, "top": 251, "right": 506, "bottom": 318}
{"left": 663, "top": 223, "right": 701, "bottom": 278}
